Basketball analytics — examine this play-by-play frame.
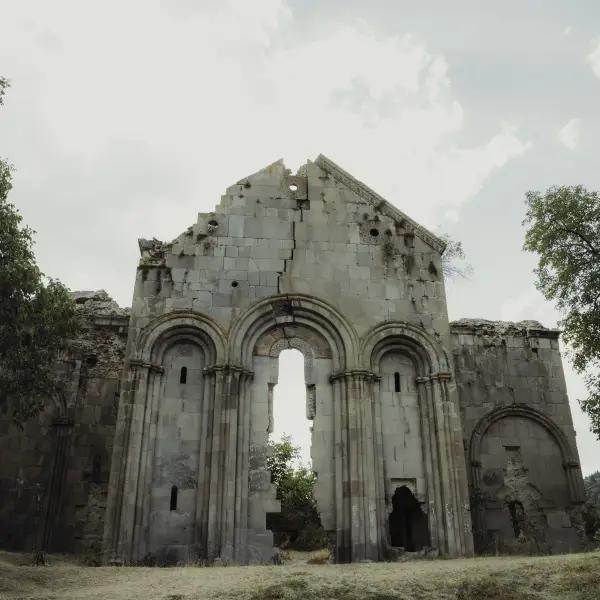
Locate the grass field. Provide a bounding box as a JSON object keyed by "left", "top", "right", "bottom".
{"left": 1, "top": 549, "right": 599, "bottom": 600}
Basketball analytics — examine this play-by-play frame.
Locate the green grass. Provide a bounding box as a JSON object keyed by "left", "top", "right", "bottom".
{"left": 0, "top": 550, "right": 598, "bottom": 600}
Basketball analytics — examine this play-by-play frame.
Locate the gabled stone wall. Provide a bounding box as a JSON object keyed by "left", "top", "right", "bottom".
{"left": 104, "top": 156, "right": 472, "bottom": 565}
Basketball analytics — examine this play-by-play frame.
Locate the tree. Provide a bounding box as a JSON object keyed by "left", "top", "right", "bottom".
{"left": 440, "top": 234, "right": 473, "bottom": 280}
{"left": 0, "top": 78, "right": 80, "bottom": 426}
{"left": 266, "top": 436, "right": 327, "bottom": 550}
{"left": 523, "top": 186, "right": 600, "bottom": 438}
{"left": 583, "top": 471, "right": 600, "bottom": 543}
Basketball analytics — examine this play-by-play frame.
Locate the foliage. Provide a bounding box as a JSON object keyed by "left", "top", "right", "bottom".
{"left": 266, "top": 435, "right": 299, "bottom": 487}
{"left": 523, "top": 186, "right": 600, "bottom": 438}
{"left": 440, "top": 233, "right": 473, "bottom": 280}
{"left": 266, "top": 436, "right": 327, "bottom": 550}
{"left": 0, "top": 76, "right": 9, "bottom": 106}
{"left": 583, "top": 471, "right": 600, "bottom": 542}
{"left": 0, "top": 78, "right": 80, "bottom": 425}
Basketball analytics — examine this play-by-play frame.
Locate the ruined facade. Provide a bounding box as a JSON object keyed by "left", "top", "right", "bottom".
{"left": 0, "top": 156, "right": 586, "bottom": 563}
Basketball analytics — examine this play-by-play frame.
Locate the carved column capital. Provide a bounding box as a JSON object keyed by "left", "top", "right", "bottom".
{"left": 128, "top": 358, "right": 164, "bottom": 373}
{"left": 416, "top": 372, "right": 452, "bottom": 384}
{"left": 329, "top": 369, "right": 380, "bottom": 383}
{"left": 203, "top": 363, "right": 254, "bottom": 379}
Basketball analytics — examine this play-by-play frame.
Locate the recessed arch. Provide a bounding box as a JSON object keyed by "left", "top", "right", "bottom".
{"left": 361, "top": 321, "right": 451, "bottom": 376}
{"left": 469, "top": 404, "right": 577, "bottom": 468}
{"left": 136, "top": 311, "right": 227, "bottom": 366}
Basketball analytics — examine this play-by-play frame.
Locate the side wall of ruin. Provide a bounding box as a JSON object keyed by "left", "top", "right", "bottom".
{"left": 450, "top": 319, "right": 587, "bottom": 554}
{"left": 0, "top": 293, "right": 128, "bottom": 558}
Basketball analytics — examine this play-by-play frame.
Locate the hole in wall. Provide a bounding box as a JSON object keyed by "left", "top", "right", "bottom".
{"left": 389, "top": 486, "right": 430, "bottom": 551}
{"left": 170, "top": 486, "right": 178, "bottom": 511}
{"left": 507, "top": 500, "right": 525, "bottom": 538}
{"left": 370, "top": 228, "right": 379, "bottom": 237}
{"left": 179, "top": 366, "right": 187, "bottom": 384}
{"left": 394, "top": 372, "right": 401, "bottom": 393}
{"left": 289, "top": 183, "right": 298, "bottom": 192}
{"left": 231, "top": 281, "right": 239, "bottom": 288}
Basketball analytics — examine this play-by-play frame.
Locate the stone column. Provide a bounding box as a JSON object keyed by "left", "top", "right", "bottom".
{"left": 194, "top": 367, "right": 217, "bottom": 556}
{"left": 416, "top": 376, "right": 443, "bottom": 552}
{"left": 564, "top": 459, "right": 585, "bottom": 504}
{"left": 41, "top": 416, "right": 74, "bottom": 551}
{"left": 103, "top": 359, "right": 161, "bottom": 564}
{"left": 330, "top": 369, "right": 382, "bottom": 562}
{"left": 416, "top": 373, "right": 473, "bottom": 556}
{"left": 204, "top": 365, "right": 253, "bottom": 562}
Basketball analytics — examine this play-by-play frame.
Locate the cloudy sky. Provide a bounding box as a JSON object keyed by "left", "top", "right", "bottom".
{"left": 1, "top": 1, "right": 599, "bottom": 473}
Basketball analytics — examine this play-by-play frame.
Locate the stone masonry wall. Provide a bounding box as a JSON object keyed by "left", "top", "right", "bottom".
{"left": 0, "top": 291, "right": 128, "bottom": 557}
{"left": 450, "top": 319, "right": 586, "bottom": 554}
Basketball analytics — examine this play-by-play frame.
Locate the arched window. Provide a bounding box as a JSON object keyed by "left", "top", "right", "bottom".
{"left": 179, "top": 366, "right": 187, "bottom": 384}
{"left": 170, "top": 485, "right": 178, "bottom": 511}
{"left": 394, "top": 372, "right": 401, "bottom": 393}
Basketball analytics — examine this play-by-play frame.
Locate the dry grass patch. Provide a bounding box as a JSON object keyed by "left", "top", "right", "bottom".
{"left": 0, "top": 550, "right": 599, "bottom": 600}
{"left": 306, "top": 548, "right": 331, "bottom": 564}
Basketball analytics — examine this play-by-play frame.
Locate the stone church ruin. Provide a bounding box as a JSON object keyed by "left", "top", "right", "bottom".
{"left": 0, "top": 155, "right": 587, "bottom": 563}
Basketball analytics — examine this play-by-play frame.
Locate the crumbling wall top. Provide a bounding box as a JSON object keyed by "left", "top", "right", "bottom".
{"left": 70, "top": 290, "right": 130, "bottom": 319}
{"left": 450, "top": 318, "right": 560, "bottom": 339}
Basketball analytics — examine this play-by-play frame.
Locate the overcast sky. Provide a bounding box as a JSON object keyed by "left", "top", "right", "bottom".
{"left": 1, "top": 1, "right": 599, "bottom": 473}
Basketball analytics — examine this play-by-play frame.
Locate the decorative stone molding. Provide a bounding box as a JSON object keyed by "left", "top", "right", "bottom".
{"left": 203, "top": 363, "right": 254, "bottom": 378}
{"left": 329, "top": 369, "right": 380, "bottom": 382}
{"left": 128, "top": 359, "right": 164, "bottom": 373}
{"left": 361, "top": 321, "right": 451, "bottom": 376}
{"left": 315, "top": 154, "right": 446, "bottom": 254}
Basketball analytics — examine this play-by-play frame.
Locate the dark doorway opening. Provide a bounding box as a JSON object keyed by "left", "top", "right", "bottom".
{"left": 389, "top": 486, "right": 430, "bottom": 551}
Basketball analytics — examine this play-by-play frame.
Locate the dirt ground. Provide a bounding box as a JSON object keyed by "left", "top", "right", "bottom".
{"left": 0, "top": 549, "right": 599, "bottom": 600}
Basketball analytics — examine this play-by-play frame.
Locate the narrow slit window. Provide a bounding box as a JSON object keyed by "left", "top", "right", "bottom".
{"left": 170, "top": 485, "right": 178, "bottom": 511}
{"left": 179, "top": 366, "right": 187, "bottom": 384}
{"left": 394, "top": 372, "right": 401, "bottom": 393}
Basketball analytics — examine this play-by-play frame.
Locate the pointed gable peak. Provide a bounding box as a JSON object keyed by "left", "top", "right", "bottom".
{"left": 314, "top": 154, "right": 446, "bottom": 254}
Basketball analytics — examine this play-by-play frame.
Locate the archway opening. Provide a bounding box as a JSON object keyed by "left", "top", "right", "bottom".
{"left": 271, "top": 349, "right": 311, "bottom": 466}
{"left": 266, "top": 349, "right": 326, "bottom": 551}
{"left": 389, "top": 486, "right": 430, "bottom": 552}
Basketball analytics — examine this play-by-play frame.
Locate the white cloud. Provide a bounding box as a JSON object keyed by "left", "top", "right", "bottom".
{"left": 0, "top": 0, "right": 530, "bottom": 305}
{"left": 500, "top": 287, "right": 560, "bottom": 327}
{"left": 589, "top": 37, "right": 600, "bottom": 79}
{"left": 557, "top": 118, "right": 582, "bottom": 150}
